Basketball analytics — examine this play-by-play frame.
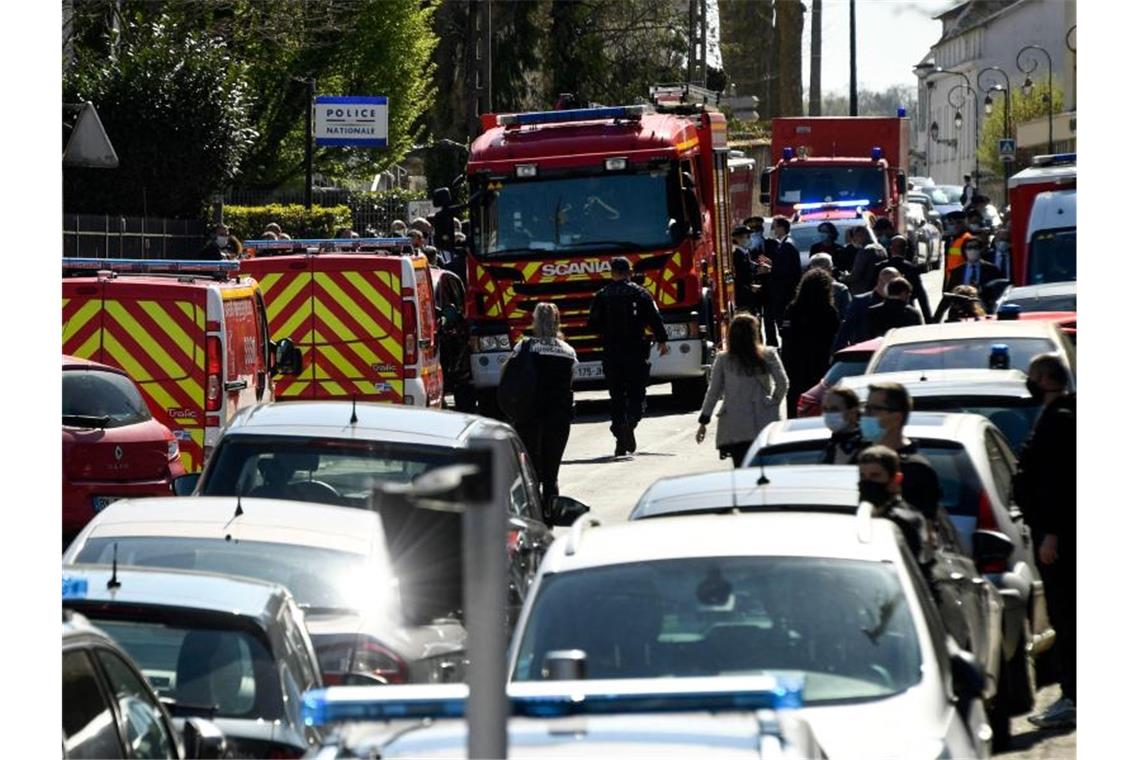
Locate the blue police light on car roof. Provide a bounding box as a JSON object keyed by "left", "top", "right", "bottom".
{"left": 498, "top": 106, "right": 647, "bottom": 128}
{"left": 301, "top": 675, "right": 805, "bottom": 727}
{"left": 62, "top": 575, "right": 89, "bottom": 600}
{"left": 794, "top": 199, "right": 871, "bottom": 211}
{"left": 62, "top": 258, "right": 241, "bottom": 273}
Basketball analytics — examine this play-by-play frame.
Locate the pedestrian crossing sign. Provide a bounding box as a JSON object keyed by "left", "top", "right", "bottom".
{"left": 999, "top": 138, "right": 1016, "bottom": 163}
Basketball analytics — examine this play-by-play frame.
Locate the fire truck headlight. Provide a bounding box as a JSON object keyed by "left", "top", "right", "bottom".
{"left": 477, "top": 334, "right": 511, "bottom": 352}
{"left": 665, "top": 323, "right": 693, "bottom": 340}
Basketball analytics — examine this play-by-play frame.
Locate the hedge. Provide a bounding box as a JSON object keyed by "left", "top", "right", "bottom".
{"left": 222, "top": 204, "right": 353, "bottom": 241}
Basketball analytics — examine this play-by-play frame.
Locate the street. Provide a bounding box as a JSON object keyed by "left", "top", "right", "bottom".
{"left": 558, "top": 269, "right": 1075, "bottom": 759}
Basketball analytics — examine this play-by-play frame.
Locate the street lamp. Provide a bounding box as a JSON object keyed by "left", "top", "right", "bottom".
{"left": 1017, "top": 44, "right": 1054, "bottom": 153}
{"left": 928, "top": 120, "right": 958, "bottom": 148}
{"left": 977, "top": 65, "right": 1013, "bottom": 203}
{"left": 953, "top": 110, "right": 963, "bottom": 130}
{"left": 983, "top": 95, "right": 993, "bottom": 115}
{"left": 947, "top": 80, "right": 978, "bottom": 179}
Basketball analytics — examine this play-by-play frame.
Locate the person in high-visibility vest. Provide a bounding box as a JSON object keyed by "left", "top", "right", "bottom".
{"left": 942, "top": 210, "right": 975, "bottom": 288}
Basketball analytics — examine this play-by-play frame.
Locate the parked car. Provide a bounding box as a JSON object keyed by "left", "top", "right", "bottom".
{"left": 907, "top": 191, "right": 941, "bottom": 231}
{"left": 917, "top": 185, "right": 963, "bottom": 218}
{"left": 865, "top": 320, "right": 1075, "bottom": 386}
{"left": 995, "top": 281, "right": 1076, "bottom": 314}
{"left": 908, "top": 176, "right": 936, "bottom": 189}
{"left": 906, "top": 201, "right": 942, "bottom": 271}
{"left": 62, "top": 564, "right": 324, "bottom": 759}
{"left": 63, "top": 609, "right": 225, "bottom": 759}
{"left": 787, "top": 214, "right": 876, "bottom": 270}
{"left": 743, "top": 414, "right": 1052, "bottom": 743}
{"left": 627, "top": 463, "right": 1008, "bottom": 744}
{"left": 63, "top": 496, "right": 467, "bottom": 687}
{"left": 62, "top": 355, "right": 186, "bottom": 544}
{"left": 836, "top": 368, "right": 1039, "bottom": 450}
{"left": 795, "top": 337, "right": 882, "bottom": 417}
{"left": 507, "top": 512, "right": 990, "bottom": 759}
{"left": 177, "top": 401, "right": 590, "bottom": 625}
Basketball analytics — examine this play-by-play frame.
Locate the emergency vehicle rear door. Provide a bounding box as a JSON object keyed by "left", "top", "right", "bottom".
{"left": 242, "top": 257, "right": 316, "bottom": 400}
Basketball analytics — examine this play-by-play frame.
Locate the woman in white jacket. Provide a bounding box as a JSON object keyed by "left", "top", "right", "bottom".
{"left": 696, "top": 313, "right": 789, "bottom": 467}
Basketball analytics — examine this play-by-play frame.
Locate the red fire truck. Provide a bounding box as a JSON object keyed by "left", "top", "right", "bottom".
{"left": 463, "top": 84, "right": 741, "bottom": 410}
{"left": 1007, "top": 153, "right": 1076, "bottom": 285}
{"left": 761, "top": 115, "right": 910, "bottom": 233}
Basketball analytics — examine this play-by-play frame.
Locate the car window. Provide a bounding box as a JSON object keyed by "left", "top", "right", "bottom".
{"left": 513, "top": 557, "right": 923, "bottom": 704}
{"left": 871, "top": 338, "right": 1057, "bottom": 374}
{"left": 90, "top": 619, "right": 283, "bottom": 721}
{"left": 822, "top": 359, "right": 870, "bottom": 385}
{"left": 94, "top": 649, "right": 178, "bottom": 759}
{"left": 63, "top": 649, "right": 124, "bottom": 759}
{"left": 280, "top": 604, "right": 321, "bottom": 691}
{"left": 62, "top": 370, "right": 152, "bottom": 428}
{"left": 910, "top": 399, "right": 1037, "bottom": 451}
{"left": 984, "top": 429, "right": 1015, "bottom": 506}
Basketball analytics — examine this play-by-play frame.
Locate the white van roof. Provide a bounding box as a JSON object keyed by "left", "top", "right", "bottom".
{"left": 1027, "top": 189, "right": 1076, "bottom": 242}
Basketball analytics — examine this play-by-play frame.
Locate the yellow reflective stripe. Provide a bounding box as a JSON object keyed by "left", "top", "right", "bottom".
{"left": 279, "top": 381, "right": 308, "bottom": 397}
{"left": 320, "top": 380, "right": 343, "bottom": 395}
{"left": 178, "top": 301, "right": 195, "bottom": 323}
{"left": 316, "top": 272, "right": 387, "bottom": 337}
{"left": 63, "top": 299, "right": 102, "bottom": 345}
{"left": 264, "top": 272, "right": 310, "bottom": 318}
{"left": 221, "top": 287, "right": 255, "bottom": 300}
{"left": 73, "top": 331, "right": 102, "bottom": 359}
{"left": 176, "top": 378, "right": 202, "bottom": 404}
{"left": 313, "top": 298, "right": 356, "bottom": 343}
{"left": 273, "top": 289, "right": 312, "bottom": 341}
{"left": 138, "top": 301, "right": 195, "bottom": 361}
{"left": 104, "top": 301, "right": 188, "bottom": 380}
{"left": 315, "top": 344, "right": 360, "bottom": 378}
{"left": 523, "top": 262, "right": 541, "bottom": 279}
{"left": 676, "top": 136, "right": 699, "bottom": 152}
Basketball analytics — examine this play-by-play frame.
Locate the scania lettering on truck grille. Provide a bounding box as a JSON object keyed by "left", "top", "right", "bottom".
{"left": 541, "top": 260, "right": 611, "bottom": 277}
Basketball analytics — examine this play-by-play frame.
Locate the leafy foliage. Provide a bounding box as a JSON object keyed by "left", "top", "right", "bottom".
{"left": 978, "top": 84, "right": 1064, "bottom": 174}
{"left": 816, "top": 85, "right": 918, "bottom": 118}
{"left": 222, "top": 203, "right": 352, "bottom": 240}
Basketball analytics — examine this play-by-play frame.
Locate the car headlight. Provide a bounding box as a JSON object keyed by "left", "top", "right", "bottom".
{"left": 476, "top": 334, "right": 511, "bottom": 352}
{"left": 664, "top": 322, "right": 692, "bottom": 340}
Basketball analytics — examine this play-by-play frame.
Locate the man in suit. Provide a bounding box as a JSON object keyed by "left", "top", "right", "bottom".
{"left": 731, "top": 225, "right": 762, "bottom": 313}
{"left": 948, "top": 238, "right": 1003, "bottom": 291}
{"left": 874, "top": 235, "right": 932, "bottom": 323}
{"left": 832, "top": 266, "right": 900, "bottom": 351}
{"left": 985, "top": 228, "right": 1013, "bottom": 279}
{"left": 763, "top": 216, "right": 802, "bottom": 344}
{"left": 867, "top": 278, "right": 923, "bottom": 337}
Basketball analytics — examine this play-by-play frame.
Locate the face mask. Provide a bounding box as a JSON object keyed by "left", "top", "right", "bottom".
{"left": 858, "top": 479, "right": 891, "bottom": 507}
{"left": 965, "top": 248, "right": 981, "bottom": 262}
{"left": 1026, "top": 378, "right": 1047, "bottom": 402}
{"left": 823, "top": 411, "right": 848, "bottom": 432}
{"left": 859, "top": 415, "right": 884, "bottom": 442}
{"left": 215, "top": 235, "right": 229, "bottom": 248}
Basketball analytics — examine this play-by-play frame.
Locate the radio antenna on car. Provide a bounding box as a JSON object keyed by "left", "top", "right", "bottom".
{"left": 350, "top": 394, "right": 359, "bottom": 425}
{"left": 107, "top": 542, "right": 121, "bottom": 590}
{"left": 223, "top": 498, "right": 244, "bottom": 542}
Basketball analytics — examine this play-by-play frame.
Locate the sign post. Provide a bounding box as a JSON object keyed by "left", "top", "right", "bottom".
{"left": 315, "top": 96, "right": 389, "bottom": 148}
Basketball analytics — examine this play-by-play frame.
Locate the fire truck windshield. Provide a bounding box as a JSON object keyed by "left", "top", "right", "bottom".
{"left": 478, "top": 170, "right": 681, "bottom": 257}
{"left": 777, "top": 166, "right": 885, "bottom": 207}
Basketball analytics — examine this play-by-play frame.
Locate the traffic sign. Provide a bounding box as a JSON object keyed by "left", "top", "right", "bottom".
{"left": 407, "top": 199, "right": 436, "bottom": 221}
{"left": 998, "top": 138, "right": 1016, "bottom": 163}
{"left": 315, "top": 95, "right": 388, "bottom": 148}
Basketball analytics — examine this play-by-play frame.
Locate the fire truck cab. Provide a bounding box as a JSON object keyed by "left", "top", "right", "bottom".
{"left": 62, "top": 259, "right": 304, "bottom": 471}
{"left": 464, "top": 85, "right": 740, "bottom": 410}
{"left": 242, "top": 238, "right": 444, "bottom": 408}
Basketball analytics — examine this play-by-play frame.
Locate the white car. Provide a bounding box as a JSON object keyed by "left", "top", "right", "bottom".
{"left": 506, "top": 511, "right": 992, "bottom": 759}
{"left": 864, "top": 320, "right": 1075, "bottom": 387}
{"left": 63, "top": 497, "right": 467, "bottom": 686}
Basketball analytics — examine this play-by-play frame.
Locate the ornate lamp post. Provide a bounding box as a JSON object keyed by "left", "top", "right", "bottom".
{"left": 1017, "top": 44, "right": 1054, "bottom": 153}
{"left": 978, "top": 66, "right": 1012, "bottom": 203}
{"left": 947, "top": 81, "right": 979, "bottom": 180}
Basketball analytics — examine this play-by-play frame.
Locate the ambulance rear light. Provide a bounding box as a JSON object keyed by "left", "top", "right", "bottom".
{"left": 206, "top": 336, "right": 222, "bottom": 412}
{"left": 402, "top": 298, "right": 418, "bottom": 367}
{"left": 498, "top": 106, "right": 646, "bottom": 128}
{"left": 515, "top": 163, "right": 538, "bottom": 178}
{"left": 62, "top": 258, "right": 240, "bottom": 274}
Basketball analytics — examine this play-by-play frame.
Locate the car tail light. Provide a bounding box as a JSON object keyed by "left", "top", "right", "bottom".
{"left": 317, "top": 636, "right": 408, "bottom": 686}
{"left": 206, "top": 336, "right": 222, "bottom": 412}
{"left": 796, "top": 394, "right": 818, "bottom": 417}
{"left": 507, "top": 528, "right": 523, "bottom": 556}
{"left": 402, "top": 298, "right": 418, "bottom": 367}
{"left": 976, "top": 489, "right": 1005, "bottom": 573}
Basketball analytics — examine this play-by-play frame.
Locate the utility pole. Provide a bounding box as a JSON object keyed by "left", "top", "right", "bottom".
{"left": 700, "top": 0, "right": 708, "bottom": 86}
{"left": 687, "top": 0, "right": 697, "bottom": 84}
{"left": 848, "top": 0, "right": 857, "bottom": 115}
{"left": 810, "top": 0, "right": 822, "bottom": 115}
{"left": 485, "top": 0, "right": 493, "bottom": 111}
{"left": 304, "top": 77, "right": 314, "bottom": 210}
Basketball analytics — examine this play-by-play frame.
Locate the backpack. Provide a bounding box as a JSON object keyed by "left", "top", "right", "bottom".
{"left": 497, "top": 339, "right": 538, "bottom": 422}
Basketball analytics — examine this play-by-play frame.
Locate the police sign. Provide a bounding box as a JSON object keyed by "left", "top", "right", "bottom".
{"left": 998, "top": 138, "right": 1016, "bottom": 163}
{"left": 315, "top": 96, "right": 388, "bottom": 148}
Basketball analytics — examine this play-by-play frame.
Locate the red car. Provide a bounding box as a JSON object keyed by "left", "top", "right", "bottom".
{"left": 62, "top": 356, "right": 185, "bottom": 543}
{"left": 796, "top": 337, "right": 884, "bottom": 418}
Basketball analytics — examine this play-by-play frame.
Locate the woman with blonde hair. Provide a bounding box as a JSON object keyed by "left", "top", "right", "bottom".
{"left": 507, "top": 302, "right": 577, "bottom": 520}
{"left": 696, "top": 313, "right": 789, "bottom": 467}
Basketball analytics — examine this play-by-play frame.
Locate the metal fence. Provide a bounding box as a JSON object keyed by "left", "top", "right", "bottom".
{"left": 224, "top": 189, "right": 417, "bottom": 236}
{"left": 63, "top": 214, "right": 208, "bottom": 259}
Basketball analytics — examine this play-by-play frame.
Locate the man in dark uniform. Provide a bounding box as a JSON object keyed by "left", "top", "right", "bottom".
{"left": 764, "top": 216, "right": 802, "bottom": 345}
{"left": 862, "top": 381, "right": 943, "bottom": 521}
{"left": 587, "top": 257, "right": 670, "bottom": 456}
{"left": 866, "top": 278, "right": 923, "bottom": 337}
{"left": 874, "top": 235, "right": 932, "bottom": 322}
{"left": 856, "top": 446, "right": 929, "bottom": 565}
{"left": 731, "top": 225, "right": 761, "bottom": 313}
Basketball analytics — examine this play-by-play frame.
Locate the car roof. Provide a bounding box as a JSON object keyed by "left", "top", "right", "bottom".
{"left": 222, "top": 401, "right": 499, "bottom": 448}
{"left": 758, "top": 412, "right": 983, "bottom": 448}
{"left": 875, "top": 319, "right": 1060, "bottom": 346}
{"left": 542, "top": 512, "right": 900, "bottom": 575}
{"left": 62, "top": 354, "right": 124, "bottom": 374}
{"left": 75, "top": 496, "right": 381, "bottom": 556}
{"left": 62, "top": 563, "right": 291, "bottom": 621}
{"left": 1004, "top": 281, "right": 1076, "bottom": 299}
{"left": 837, "top": 369, "right": 1031, "bottom": 400}
{"left": 632, "top": 465, "right": 859, "bottom": 519}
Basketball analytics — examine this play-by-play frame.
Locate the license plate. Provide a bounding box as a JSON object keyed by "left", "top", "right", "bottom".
{"left": 92, "top": 495, "right": 124, "bottom": 513}
{"left": 574, "top": 362, "right": 605, "bottom": 380}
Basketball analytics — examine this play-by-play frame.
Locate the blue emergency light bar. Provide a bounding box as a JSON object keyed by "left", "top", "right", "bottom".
{"left": 793, "top": 199, "right": 871, "bottom": 211}
{"left": 244, "top": 237, "right": 412, "bottom": 250}
{"left": 301, "top": 674, "right": 804, "bottom": 727}
{"left": 499, "top": 106, "right": 647, "bottom": 128}
{"left": 782, "top": 147, "right": 794, "bottom": 161}
{"left": 871, "top": 146, "right": 883, "bottom": 161}
{"left": 62, "top": 258, "right": 241, "bottom": 273}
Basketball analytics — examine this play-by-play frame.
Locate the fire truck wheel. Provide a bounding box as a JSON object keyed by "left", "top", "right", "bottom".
{"left": 672, "top": 377, "right": 708, "bottom": 410}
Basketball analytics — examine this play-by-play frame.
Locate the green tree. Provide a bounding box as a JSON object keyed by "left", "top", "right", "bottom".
{"left": 64, "top": 12, "right": 257, "bottom": 217}
{"left": 978, "top": 83, "right": 1064, "bottom": 175}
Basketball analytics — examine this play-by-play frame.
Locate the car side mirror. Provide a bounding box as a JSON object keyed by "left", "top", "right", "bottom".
{"left": 972, "top": 529, "right": 1014, "bottom": 566}
{"left": 948, "top": 637, "right": 985, "bottom": 700}
{"left": 172, "top": 473, "right": 200, "bottom": 497}
{"left": 549, "top": 496, "right": 590, "bottom": 527}
{"left": 760, "top": 168, "right": 773, "bottom": 205}
{"left": 273, "top": 338, "right": 304, "bottom": 376}
{"left": 182, "top": 717, "right": 226, "bottom": 759}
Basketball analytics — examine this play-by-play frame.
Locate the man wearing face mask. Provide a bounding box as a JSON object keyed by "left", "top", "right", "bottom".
{"left": 862, "top": 382, "right": 942, "bottom": 521}
{"left": 1013, "top": 353, "right": 1076, "bottom": 729}
{"left": 809, "top": 222, "right": 841, "bottom": 257}
{"left": 198, "top": 224, "right": 242, "bottom": 260}
{"left": 941, "top": 211, "right": 974, "bottom": 288}
{"left": 986, "top": 228, "right": 1013, "bottom": 279}
{"left": 820, "top": 387, "right": 869, "bottom": 464}
{"left": 857, "top": 446, "right": 929, "bottom": 565}
{"left": 948, "top": 238, "right": 1002, "bottom": 292}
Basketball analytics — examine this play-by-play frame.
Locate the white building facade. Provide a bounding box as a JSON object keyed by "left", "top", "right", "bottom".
{"left": 912, "top": 0, "right": 1076, "bottom": 190}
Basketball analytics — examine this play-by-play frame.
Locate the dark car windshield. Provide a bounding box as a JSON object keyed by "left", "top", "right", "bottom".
{"left": 872, "top": 338, "right": 1057, "bottom": 374}
{"left": 911, "top": 398, "right": 1038, "bottom": 450}
{"left": 513, "top": 557, "right": 922, "bottom": 703}
{"left": 1028, "top": 229, "right": 1076, "bottom": 284}
{"left": 63, "top": 369, "right": 152, "bottom": 428}
{"left": 479, "top": 170, "right": 680, "bottom": 257}
{"left": 750, "top": 439, "right": 983, "bottom": 518}
{"left": 87, "top": 618, "right": 283, "bottom": 721}
{"left": 777, "top": 166, "right": 885, "bottom": 206}
{"left": 199, "top": 435, "right": 459, "bottom": 509}
{"left": 75, "top": 537, "right": 386, "bottom": 614}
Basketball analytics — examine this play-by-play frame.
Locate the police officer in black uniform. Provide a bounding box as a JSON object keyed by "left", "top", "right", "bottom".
{"left": 587, "top": 257, "right": 670, "bottom": 456}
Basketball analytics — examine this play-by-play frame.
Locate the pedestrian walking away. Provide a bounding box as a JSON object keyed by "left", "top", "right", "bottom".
{"left": 866, "top": 278, "right": 922, "bottom": 338}
{"left": 873, "top": 234, "right": 932, "bottom": 322}
{"left": 820, "top": 387, "right": 871, "bottom": 464}
{"left": 780, "top": 269, "right": 840, "bottom": 417}
{"left": 809, "top": 252, "right": 851, "bottom": 317}
{"left": 832, "top": 266, "right": 900, "bottom": 351}
{"left": 695, "top": 313, "right": 788, "bottom": 467}
{"left": 587, "top": 256, "right": 669, "bottom": 456}
{"left": 1014, "top": 353, "right": 1077, "bottom": 729}
{"left": 507, "top": 303, "right": 578, "bottom": 521}
{"left": 849, "top": 240, "right": 888, "bottom": 296}
{"left": 960, "top": 174, "right": 976, "bottom": 207}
